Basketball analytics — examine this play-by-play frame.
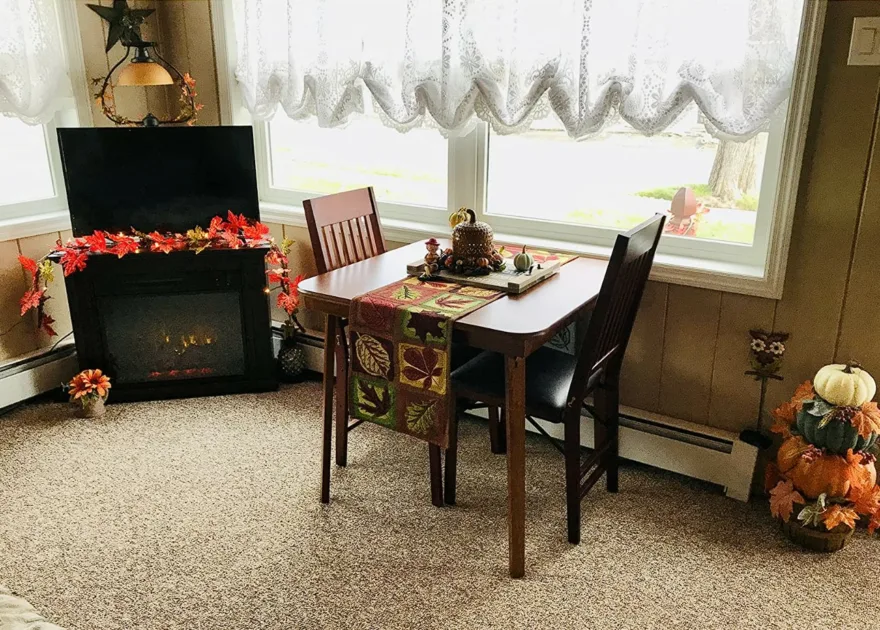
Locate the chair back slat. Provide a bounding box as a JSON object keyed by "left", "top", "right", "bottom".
{"left": 304, "top": 187, "right": 387, "bottom": 274}
{"left": 567, "top": 214, "right": 665, "bottom": 408}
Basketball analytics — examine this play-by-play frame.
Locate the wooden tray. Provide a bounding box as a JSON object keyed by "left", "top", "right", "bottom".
{"left": 406, "top": 258, "right": 561, "bottom": 294}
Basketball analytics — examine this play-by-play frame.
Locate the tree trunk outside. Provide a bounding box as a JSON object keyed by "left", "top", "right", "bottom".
{"left": 708, "top": 134, "right": 765, "bottom": 205}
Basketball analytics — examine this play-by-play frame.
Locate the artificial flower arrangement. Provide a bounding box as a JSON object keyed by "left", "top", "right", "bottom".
{"left": 17, "top": 211, "right": 303, "bottom": 339}
{"left": 66, "top": 369, "right": 112, "bottom": 418}
{"left": 768, "top": 362, "right": 880, "bottom": 551}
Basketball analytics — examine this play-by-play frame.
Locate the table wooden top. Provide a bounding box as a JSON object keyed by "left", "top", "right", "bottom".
{"left": 299, "top": 240, "right": 608, "bottom": 356}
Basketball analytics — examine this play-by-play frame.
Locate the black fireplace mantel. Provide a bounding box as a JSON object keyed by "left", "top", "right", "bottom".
{"left": 62, "top": 247, "right": 277, "bottom": 402}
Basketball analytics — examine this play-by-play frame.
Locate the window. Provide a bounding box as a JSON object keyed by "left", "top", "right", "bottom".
{"left": 217, "top": 0, "right": 822, "bottom": 297}
{"left": 0, "top": 117, "right": 57, "bottom": 209}
{"left": 265, "top": 113, "right": 448, "bottom": 212}
{"left": 486, "top": 105, "right": 770, "bottom": 246}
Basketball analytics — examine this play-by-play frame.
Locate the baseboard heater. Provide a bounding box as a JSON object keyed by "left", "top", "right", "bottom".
{"left": 0, "top": 342, "right": 78, "bottom": 413}
{"left": 303, "top": 341, "right": 757, "bottom": 502}
{"left": 467, "top": 405, "right": 757, "bottom": 501}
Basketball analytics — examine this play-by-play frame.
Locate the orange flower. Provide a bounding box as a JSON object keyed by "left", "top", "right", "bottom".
{"left": 68, "top": 369, "right": 111, "bottom": 401}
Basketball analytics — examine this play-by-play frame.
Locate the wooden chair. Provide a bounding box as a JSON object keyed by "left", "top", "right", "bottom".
{"left": 448, "top": 214, "right": 666, "bottom": 542}
{"left": 304, "top": 187, "right": 453, "bottom": 506}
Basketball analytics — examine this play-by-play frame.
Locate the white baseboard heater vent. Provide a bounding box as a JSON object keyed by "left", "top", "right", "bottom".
{"left": 0, "top": 342, "right": 78, "bottom": 413}
{"left": 468, "top": 405, "right": 758, "bottom": 502}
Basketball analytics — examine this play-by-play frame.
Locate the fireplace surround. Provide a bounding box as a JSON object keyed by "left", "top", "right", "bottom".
{"left": 62, "top": 246, "right": 276, "bottom": 401}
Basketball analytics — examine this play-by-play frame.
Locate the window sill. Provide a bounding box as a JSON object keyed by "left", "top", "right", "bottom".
{"left": 0, "top": 211, "right": 72, "bottom": 242}
{"left": 264, "top": 201, "right": 777, "bottom": 298}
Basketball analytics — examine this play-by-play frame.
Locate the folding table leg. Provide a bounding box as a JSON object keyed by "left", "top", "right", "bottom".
{"left": 505, "top": 355, "right": 526, "bottom": 578}
{"left": 320, "top": 316, "right": 338, "bottom": 503}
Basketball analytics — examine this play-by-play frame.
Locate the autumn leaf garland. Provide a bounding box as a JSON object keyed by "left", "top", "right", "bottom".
{"left": 16, "top": 212, "right": 303, "bottom": 337}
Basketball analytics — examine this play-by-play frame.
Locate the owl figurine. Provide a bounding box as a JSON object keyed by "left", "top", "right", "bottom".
{"left": 747, "top": 329, "right": 789, "bottom": 379}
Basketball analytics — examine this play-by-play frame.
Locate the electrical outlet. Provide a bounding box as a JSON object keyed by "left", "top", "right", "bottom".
{"left": 848, "top": 17, "right": 880, "bottom": 66}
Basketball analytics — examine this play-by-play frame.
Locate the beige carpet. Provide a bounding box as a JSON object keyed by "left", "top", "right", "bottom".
{"left": 0, "top": 382, "right": 875, "bottom": 630}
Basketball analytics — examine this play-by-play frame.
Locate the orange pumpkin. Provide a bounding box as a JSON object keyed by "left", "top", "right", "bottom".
{"left": 791, "top": 455, "right": 875, "bottom": 500}
{"left": 777, "top": 435, "right": 810, "bottom": 475}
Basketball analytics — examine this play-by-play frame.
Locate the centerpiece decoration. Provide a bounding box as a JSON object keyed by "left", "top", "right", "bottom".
{"left": 440, "top": 208, "right": 505, "bottom": 276}
{"left": 16, "top": 211, "right": 302, "bottom": 339}
{"left": 768, "top": 362, "right": 880, "bottom": 551}
{"left": 67, "top": 369, "right": 112, "bottom": 418}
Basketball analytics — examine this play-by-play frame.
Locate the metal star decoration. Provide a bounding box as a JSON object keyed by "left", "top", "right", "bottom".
{"left": 87, "top": 1, "right": 155, "bottom": 52}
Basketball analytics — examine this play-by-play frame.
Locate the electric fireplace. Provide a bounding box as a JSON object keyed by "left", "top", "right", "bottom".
{"left": 56, "top": 126, "right": 276, "bottom": 402}
{"left": 63, "top": 247, "right": 275, "bottom": 401}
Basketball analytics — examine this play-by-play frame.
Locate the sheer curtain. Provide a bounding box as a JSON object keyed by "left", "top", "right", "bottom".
{"left": 235, "top": 0, "right": 805, "bottom": 139}
{"left": 0, "top": 0, "right": 70, "bottom": 124}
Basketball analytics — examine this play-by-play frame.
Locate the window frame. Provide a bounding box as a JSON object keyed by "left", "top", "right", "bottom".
{"left": 0, "top": 0, "right": 91, "bottom": 242}
{"left": 212, "top": 0, "right": 826, "bottom": 299}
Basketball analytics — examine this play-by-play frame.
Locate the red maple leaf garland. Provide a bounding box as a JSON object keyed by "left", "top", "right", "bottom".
{"left": 12, "top": 213, "right": 299, "bottom": 337}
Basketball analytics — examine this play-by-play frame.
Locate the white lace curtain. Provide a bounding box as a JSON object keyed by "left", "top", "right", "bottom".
{"left": 235, "top": 0, "right": 805, "bottom": 139}
{"left": 0, "top": 0, "right": 70, "bottom": 124}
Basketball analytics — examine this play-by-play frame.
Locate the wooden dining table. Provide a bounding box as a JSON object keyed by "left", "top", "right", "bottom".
{"left": 299, "top": 239, "right": 609, "bottom": 578}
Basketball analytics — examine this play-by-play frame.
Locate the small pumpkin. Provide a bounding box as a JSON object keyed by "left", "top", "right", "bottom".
{"left": 778, "top": 436, "right": 877, "bottom": 499}
{"left": 513, "top": 246, "right": 534, "bottom": 272}
{"left": 814, "top": 362, "right": 876, "bottom": 407}
{"left": 795, "top": 407, "right": 878, "bottom": 455}
{"left": 476, "top": 257, "right": 489, "bottom": 268}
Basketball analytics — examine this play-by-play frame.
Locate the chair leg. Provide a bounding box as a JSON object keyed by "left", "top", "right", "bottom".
{"left": 564, "top": 415, "right": 581, "bottom": 545}
{"left": 429, "top": 444, "right": 444, "bottom": 507}
{"left": 488, "top": 406, "right": 506, "bottom": 454}
{"left": 604, "top": 384, "right": 620, "bottom": 493}
{"left": 444, "top": 410, "right": 459, "bottom": 505}
{"left": 334, "top": 327, "right": 349, "bottom": 467}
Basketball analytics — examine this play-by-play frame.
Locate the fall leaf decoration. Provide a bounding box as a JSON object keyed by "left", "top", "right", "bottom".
{"left": 770, "top": 480, "right": 805, "bottom": 523}
{"left": 849, "top": 484, "right": 880, "bottom": 516}
{"left": 821, "top": 505, "right": 860, "bottom": 531}
{"left": 405, "top": 399, "right": 437, "bottom": 435}
{"left": 405, "top": 310, "right": 446, "bottom": 343}
{"left": 870, "top": 511, "right": 880, "bottom": 535}
{"left": 355, "top": 334, "right": 391, "bottom": 378}
{"left": 402, "top": 347, "right": 444, "bottom": 390}
{"left": 852, "top": 402, "right": 880, "bottom": 439}
{"left": 13, "top": 212, "right": 300, "bottom": 337}
{"left": 792, "top": 381, "right": 815, "bottom": 409}
{"left": 356, "top": 379, "right": 392, "bottom": 418}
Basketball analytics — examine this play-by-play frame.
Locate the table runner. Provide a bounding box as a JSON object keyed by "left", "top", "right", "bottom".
{"left": 347, "top": 246, "right": 576, "bottom": 448}
{"left": 349, "top": 277, "right": 503, "bottom": 448}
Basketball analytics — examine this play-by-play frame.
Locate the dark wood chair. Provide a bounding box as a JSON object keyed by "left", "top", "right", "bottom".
{"left": 304, "top": 187, "right": 484, "bottom": 506}
{"left": 448, "top": 214, "right": 666, "bottom": 542}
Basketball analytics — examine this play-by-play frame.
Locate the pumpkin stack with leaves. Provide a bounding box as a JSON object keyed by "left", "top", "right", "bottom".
{"left": 768, "top": 362, "right": 880, "bottom": 551}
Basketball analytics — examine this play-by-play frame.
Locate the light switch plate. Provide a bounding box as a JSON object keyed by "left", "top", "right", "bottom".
{"left": 848, "top": 17, "right": 880, "bottom": 66}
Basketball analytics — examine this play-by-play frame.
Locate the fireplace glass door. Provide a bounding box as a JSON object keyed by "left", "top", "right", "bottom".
{"left": 99, "top": 292, "right": 246, "bottom": 383}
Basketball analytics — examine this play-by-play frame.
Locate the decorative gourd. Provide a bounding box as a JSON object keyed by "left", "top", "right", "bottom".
{"left": 778, "top": 435, "right": 878, "bottom": 499}
{"left": 795, "top": 408, "right": 878, "bottom": 455}
{"left": 814, "top": 362, "right": 876, "bottom": 407}
{"left": 777, "top": 435, "right": 810, "bottom": 475}
{"left": 513, "top": 246, "right": 534, "bottom": 272}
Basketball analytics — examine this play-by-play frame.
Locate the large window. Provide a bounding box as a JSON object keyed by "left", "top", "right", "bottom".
{"left": 218, "top": 0, "right": 821, "bottom": 297}
{"left": 487, "top": 105, "right": 771, "bottom": 246}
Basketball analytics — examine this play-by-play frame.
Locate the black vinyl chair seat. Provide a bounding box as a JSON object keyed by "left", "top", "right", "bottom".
{"left": 450, "top": 344, "right": 485, "bottom": 371}
{"left": 451, "top": 347, "right": 578, "bottom": 421}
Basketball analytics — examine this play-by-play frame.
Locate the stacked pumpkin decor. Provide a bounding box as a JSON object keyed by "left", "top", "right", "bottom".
{"left": 768, "top": 362, "right": 880, "bottom": 552}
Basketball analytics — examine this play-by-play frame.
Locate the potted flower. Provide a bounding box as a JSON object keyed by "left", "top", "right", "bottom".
{"left": 67, "top": 369, "right": 112, "bottom": 418}
{"left": 768, "top": 362, "right": 880, "bottom": 551}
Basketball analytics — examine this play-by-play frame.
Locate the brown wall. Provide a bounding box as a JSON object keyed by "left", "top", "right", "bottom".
{"left": 3, "top": 0, "right": 880, "bottom": 437}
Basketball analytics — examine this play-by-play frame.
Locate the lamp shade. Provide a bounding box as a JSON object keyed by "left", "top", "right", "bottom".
{"left": 118, "top": 61, "right": 174, "bottom": 87}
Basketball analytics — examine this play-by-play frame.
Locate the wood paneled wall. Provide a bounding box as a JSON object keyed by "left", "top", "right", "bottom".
{"left": 3, "top": 1, "right": 880, "bottom": 438}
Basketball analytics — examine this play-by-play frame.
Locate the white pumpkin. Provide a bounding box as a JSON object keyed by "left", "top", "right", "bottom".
{"left": 813, "top": 363, "right": 876, "bottom": 407}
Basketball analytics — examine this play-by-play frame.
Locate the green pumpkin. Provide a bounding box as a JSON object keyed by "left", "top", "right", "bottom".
{"left": 795, "top": 407, "right": 878, "bottom": 455}
{"left": 513, "top": 246, "right": 534, "bottom": 272}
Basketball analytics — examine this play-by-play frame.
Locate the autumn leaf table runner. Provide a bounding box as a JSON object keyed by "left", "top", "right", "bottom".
{"left": 348, "top": 277, "right": 503, "bottom": 448}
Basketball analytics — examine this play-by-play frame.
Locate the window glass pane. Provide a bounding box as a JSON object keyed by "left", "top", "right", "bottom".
{"left": 487, "top": 105, "right": 771, "bottom": 245}
{"left": 0, "top": 117, "right": 55, "bottom": 206}
{"left": 268, "top": 115, "right": 447, "bottom": 208}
